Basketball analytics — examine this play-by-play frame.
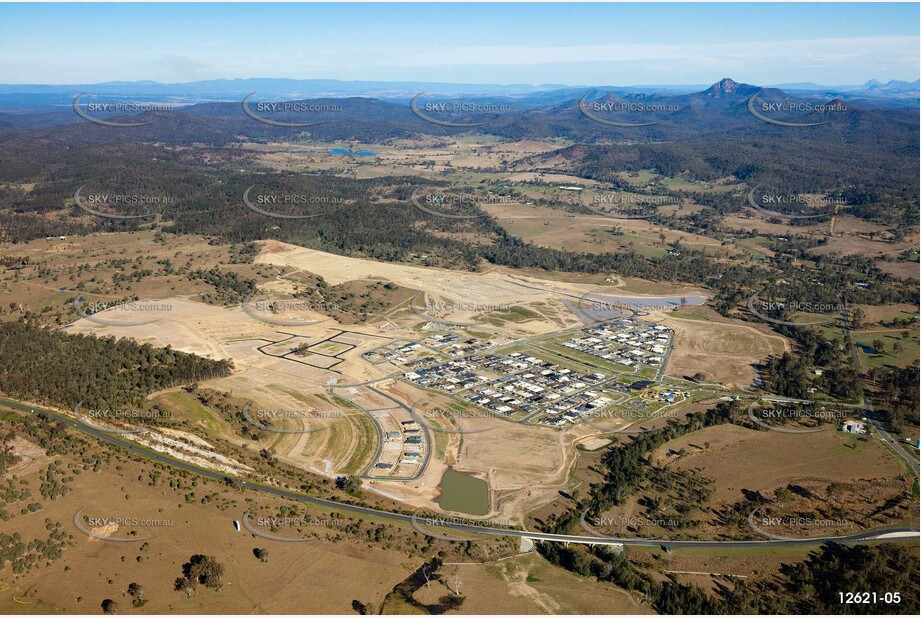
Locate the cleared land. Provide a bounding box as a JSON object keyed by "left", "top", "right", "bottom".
{"left": 651, "top": 424, "right": 906, "bottom": 504}
{"left": 661, "top": 311, "right": 788, "bottom": 388}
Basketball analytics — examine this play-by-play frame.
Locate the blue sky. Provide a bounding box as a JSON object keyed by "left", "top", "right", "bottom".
{"left": 0, "top": 2, "right": 918, "bottom": 85}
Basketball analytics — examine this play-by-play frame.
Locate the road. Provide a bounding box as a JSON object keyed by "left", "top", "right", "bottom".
{"left": 3, "top": 396, "right": 917, "bottom": 550}
{"left": 839, "top": 302, "right": 920, "bottom": 474}
{"left": 328, "top": 382, "right": 433, "bottom": 482}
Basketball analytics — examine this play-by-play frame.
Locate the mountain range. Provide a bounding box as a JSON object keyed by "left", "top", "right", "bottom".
{"left": 0, "top": 77, "right": 916, "bottom": 112}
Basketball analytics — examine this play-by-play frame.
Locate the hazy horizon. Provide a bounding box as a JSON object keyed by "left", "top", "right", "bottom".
{"left": 0, "top": 75, "right": 917, "bottom": 89}
{"left": 0, "top": 2, "right": 917, "bottom": 85}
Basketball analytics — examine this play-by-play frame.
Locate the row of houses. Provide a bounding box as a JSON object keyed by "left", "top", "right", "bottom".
{"left": 400, "top": 420, "right": 424, "bottom": 463}
{"left": 563, "top": 320, "right": 671, "bottom": 367}
{"left": 364, "top": 341, "right": 434, "bottom": 367}
{"left": 539, "top": 391, "right": 615, "bottom": 427}
{"left": 404, "top": 351, "right": 608, "bottom": 418}
{"left": 425, "top": 333, "right": 492, "bottom": 358}
{"left": 366, "top": 334, "right": 495, "bottom": 370}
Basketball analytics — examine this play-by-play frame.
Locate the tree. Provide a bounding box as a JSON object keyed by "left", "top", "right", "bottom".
{"left": 174, "top": 576, "right": 196, "bottom": 598}
{"left": 101, "top": 599, "right": 118, "bottom": 614}
{"left": 175, "top": 554, "right": 225, "bottom": 595}
{"left": 336, "top": 475, "right": 362, "bottom": 495}
{"left": 851, "top": 308, "right": 864, "bottom": 330}
{"left": 439, "top": 595, "right": 465, "bottom": 610}
{"left": 422, "top": 563, "right": 434, "bottom": 588}
{"left": 0, "top": 430, "right": 20, "bottom": 476}
{"left": 253, "top": 547, "right": 268, "bottom": 562}
{"left": 449, "top": 569, "right": 463, "bottom": 596}
{"left": 127, "top": 582, "right": 145, "bottom": 607}
{"left": 872, "top": 339, "right": 885, "bottom": 354}
{"left": 351, "top": 600, "right": 373, "bottom": 615}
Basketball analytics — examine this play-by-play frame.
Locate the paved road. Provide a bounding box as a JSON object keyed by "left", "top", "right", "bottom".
{"left": 839, "top": 302, "right": 920, "bottom": 474}
{"left": 3, "top": 396, "right": 917, "bottom": 550}
{"left": 328, "top": 382, "right": 432, "bottom": 482}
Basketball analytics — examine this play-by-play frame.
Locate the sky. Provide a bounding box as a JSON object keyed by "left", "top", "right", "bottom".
{"left": 0, "top": 2, "right": 918, "bottom": 86}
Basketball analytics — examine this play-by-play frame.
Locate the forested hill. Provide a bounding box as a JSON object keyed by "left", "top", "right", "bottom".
{"left": 0, "top": 321, "right": 232, "bottom": 410}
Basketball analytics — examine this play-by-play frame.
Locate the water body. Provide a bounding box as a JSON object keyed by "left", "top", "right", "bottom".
{"left": 585, "top": 294, "right": 707, "bottom": 307}
{"left": 328, "top": 148, "right": 377, "bottom": 156}
{"left": 562, "top": 293, "right": 707, "bottom": 322}
{"left": 436, "top": 469, "right": 489, "bottom": 516}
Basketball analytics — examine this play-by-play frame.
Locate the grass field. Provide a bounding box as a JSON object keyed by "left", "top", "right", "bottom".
{"left": 0, "top": 231, "right": 274, "bottom": 327}
{"left": 652, "top": 423, "right": 906, "bottom": 504}
{"left": 662, "top": 313, "right": 788, "bottom": 388}
{"left": 852, "top": 328, "right": 920, "bottom": 369}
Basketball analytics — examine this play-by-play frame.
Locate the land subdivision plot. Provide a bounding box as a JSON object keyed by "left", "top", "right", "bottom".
{"left": 62, "top": 244, "right": 734, "bottom": 521}
{"left": 651, "top": 423, "right": 908, "bottom": 504}
{"left": 659, "top": 310, "right": 789, "bottom": 389}
{"left": 255, "top": 241, "right": 586, "bottom": 305}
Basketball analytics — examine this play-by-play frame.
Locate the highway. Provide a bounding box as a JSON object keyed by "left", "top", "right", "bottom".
{"left": 839, "top": 302, "right": 920, "bottom": 474}
{"left": 2, "top": 396, "right": 917, "bottom": 550}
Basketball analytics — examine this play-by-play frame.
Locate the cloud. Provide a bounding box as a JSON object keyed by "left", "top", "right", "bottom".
{"left": 356, "top": 35, "right": 919, "bottom": 69}
{"left": 157, "top": 54, "right": 215, "bottom": 82}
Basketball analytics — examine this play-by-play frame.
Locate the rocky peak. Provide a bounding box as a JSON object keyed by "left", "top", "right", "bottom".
{"left": 711, "top": 78, "right": 740, "bottom": 94}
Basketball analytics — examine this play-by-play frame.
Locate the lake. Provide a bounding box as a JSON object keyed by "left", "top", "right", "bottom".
{"left": 328, "top": 148, "right": 377, "bottom": 156}
{"left": 436, "top": 469, "right": 489, "bottom": 516}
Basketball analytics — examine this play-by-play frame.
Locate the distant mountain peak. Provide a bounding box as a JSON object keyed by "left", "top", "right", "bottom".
{"left": 706, "top": 78, "right": 743, "bottom": 95}
{"left": 700, "top": 78, "right": 761, "bottom": 99}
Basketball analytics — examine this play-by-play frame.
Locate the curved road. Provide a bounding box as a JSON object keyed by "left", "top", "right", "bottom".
{"left": 2, "top": 396, "right": 917, "bottom": 550}
{"left": 838, "top": 302, "right": 920, "bottom": 474}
